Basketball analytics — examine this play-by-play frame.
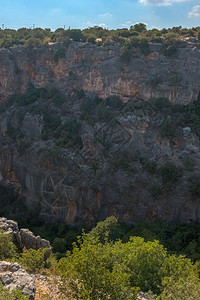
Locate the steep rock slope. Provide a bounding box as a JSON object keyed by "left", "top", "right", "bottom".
{"left": 0, "top": 41, "right": 200, "bottom": 104}
{"left": 0, "top": 92, "right": 200, "bottom": 225}
{"left": 0, "top": 42, "right": 200, "bottom": 225}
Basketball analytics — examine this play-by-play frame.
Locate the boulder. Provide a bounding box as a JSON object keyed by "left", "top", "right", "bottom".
{"left": 0, "top": 261, "right": 35, "bottom": 299}
{"left": 0, "top": 217, "right": 51, "bottom": 255}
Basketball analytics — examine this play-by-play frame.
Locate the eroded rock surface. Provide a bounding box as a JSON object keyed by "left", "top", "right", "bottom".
{"left": 0, "top": 42, "right": 200, "bottom": 225}
{"left": 0, "top": 261, "right": 35, "bottom": 299}
{"left": 0, "top": 41, "right": 200, "bottom": 104}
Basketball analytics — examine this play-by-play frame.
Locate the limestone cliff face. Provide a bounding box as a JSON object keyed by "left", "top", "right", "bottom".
{"left": 0, "top": 41, "right": 200, "bottom": 104}
{"left": 0, "top": 99, "right": 200, "bottom": 225}
{"left": 0, "top": 42, "right": 200, "bottom": 225}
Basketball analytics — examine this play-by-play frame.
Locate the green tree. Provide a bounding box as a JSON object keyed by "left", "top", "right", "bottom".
{"left": 59, "top": 235, "right": 139, "bottom": 300}
{"left": 19, "top": 248, "right": 49, "bottom": 273}
{"left": 0, "top": 233, "right": 18, "bottom": 260}
{"left": 69, "top": 29, "right": 84, "bottom": 42}
{"left": 130, "top": 23, "right": 147, "bottom": 33}
{"left": 58, "top": 217, "right": 200, "bottom": 299}
{"left": 88, "top": 216, "right": 123, "bottom": 242}
{"left": 158, "top": 276, "right": 200, "bottom": 300}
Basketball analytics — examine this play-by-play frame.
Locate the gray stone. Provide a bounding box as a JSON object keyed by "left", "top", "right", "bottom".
{"left": 21, "top": 113, "right": 44, "bottom": 140}
{"left": 0, "top": 261, "right": 35, "bottom": 300}
{"left": 183, "top": 127, "right": 191, "bottom": 137}
{"left": 0, "top": 261, "right": 11, "bottom": 272}
{"left": 0, "top": 218, "right": 51, "bottom": 254}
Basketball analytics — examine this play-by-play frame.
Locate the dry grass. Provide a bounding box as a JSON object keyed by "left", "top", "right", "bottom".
{"left": 35, "top": 275, "right": 68, "bottom": 300}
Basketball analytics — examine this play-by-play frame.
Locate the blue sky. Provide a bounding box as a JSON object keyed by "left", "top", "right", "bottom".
{"left": 0, "top": 0, "right": 200, "bottom": 30}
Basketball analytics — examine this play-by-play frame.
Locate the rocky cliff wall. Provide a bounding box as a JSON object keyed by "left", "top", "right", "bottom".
{"left": 0, "top": 41, "right": 200, "bottom": 104}
{"left": 0, "top": 42, "right": 200, "bottom": 225}
{"left": 0, "top": 95, "right": 200, "bottom": 225}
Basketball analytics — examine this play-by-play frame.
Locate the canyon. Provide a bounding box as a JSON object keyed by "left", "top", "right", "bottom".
{"left": 0, "top": 41, "right": 200, "bottom": 225}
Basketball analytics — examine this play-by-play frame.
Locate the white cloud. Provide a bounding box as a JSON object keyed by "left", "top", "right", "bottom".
{"left": 84, "top": 21, "right": 96, "bottom": 27}
{"left": 121, "top": 21, "right": 134, "bottom": 27}
{"left": 188, "top": 5, "right": 200, "bottom": 18}
{"left": 99, "top": 13, "right": 113, "bottom": 18}
{"left": 82, "top": 21, "right": 107, "bottom": 28}
{"left": 139, "top": 0, "right": 192, "bottom": 6}
{"left": 149, "top": 25, "right": 161, "bottom": 30}
{"left": 98, "top": 23, "right": 107, "bottom": 28}
{"left": 121, "top": 21, "right": 148, "bottom": 28}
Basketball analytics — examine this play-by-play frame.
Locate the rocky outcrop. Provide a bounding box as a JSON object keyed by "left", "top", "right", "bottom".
{"left": 0, "top": 217, "right": 51, "bottom": 252}
{"left": 0, "top": 261, "right": 35, "bottom": 299}
{"left": 0, "top": 41, "right": 200, "bottom": 104}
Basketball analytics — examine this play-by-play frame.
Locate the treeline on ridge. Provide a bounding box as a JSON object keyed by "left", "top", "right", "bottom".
{"left": 0, "top": 24, "right": 200, "bottom": 51}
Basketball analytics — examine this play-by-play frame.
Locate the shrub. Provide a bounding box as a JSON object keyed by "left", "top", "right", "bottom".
{"left": 150, "top": 36, "right": 163, "bottom": 43}
{"left": 150, "top": 185, "right": 161, "bottom": 198}
{"left": 69, "top": 29, "right": 84, "bottom": 42}
{"left": 0, "top": 282, "right": 29, "bottom": 300}
{"left": 150, "top": 97, "right": 172, "bottom": 112}
{"left": 0, "top": 233, "right": 18, "bottom": 260}
{"left": 164, "top": 45, "right": 177, "bottom": 56}
{"left": 105, "top": 96, "right": 123, "bottom": 109}
{"left": 80, "top": 97, "right": 102, "bottom": 114}
{"left": 140, "top": 157, "right": 157, "bottom": 173}
{"left": 74, "top": 89, "right": 85, "bottom": 99}
{"left": 109, "top": 153, "right": 131, "bottom": 171}
{"left": 14, "top": 84, "right": 49, "bottom": 106}
{"left": 19, "top": 248, "right": 49, "bottom": 273}
{"left": 189, "top": 181, "right": 200, "bottom": 197}
{"left": 38, "top": 147, "right": 64, "bottom": 168}
{"left": 55, "top": 119, "right": 82, "bottom": 149}
{"left": 160, "top": 118, "right": 175, "bottom": 137}
{"left": 54, "top": 47, "right": 66, "bottom": 62}
{"left": 49, "top": 88, "right": 65, "bottom": 105}
{"left": 88, "top": 216, "right": 123, "bottom": 242}
{"left": 16, "top": 138, "right": 32, "bottom": 153}
{"left": 96, "top": 102, "right": 112, "bottom": 122}
{"left": 120, "top": 41, "right": 132, "bottom": 62}
{"left": 52, "top": 238, "right": 67, "bottom": 254}
{"left": 87, "top": 36, "right": 96, "bottom": 44}
{"left": 183, "top": 157, "right": 195, "bottom": 170}
{"left": 159, "top": 163, "right": 182, "bottom": 183}
{"left": 158, "top": 276, "right": 200, "bottom": 300}
{"left": 138, "top": 37, "right": 151, "bottom": 55}
{"left": 68, "top": 70, "right": 75, "bottom": 78}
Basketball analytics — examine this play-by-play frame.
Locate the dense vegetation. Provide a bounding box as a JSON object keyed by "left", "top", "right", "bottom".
{"left": 1, "top": 85, "right": 200, "bottom": 263}
{"left": 0, "top": 24, "right": 200, "bottom": 58}
{"left": 1, "top": 217, "right": 200, "bottom": 299}
{"left": 17, "top": 214, "right": 200, "bottom": 262}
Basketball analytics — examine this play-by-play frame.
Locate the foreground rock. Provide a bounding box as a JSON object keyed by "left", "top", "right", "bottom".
{"left": 0, "top": 217, "right": 51, "bottom": 253}
{"left": 0, "top": 261, "right": 35, "bottom": 299}
{"left": 137, "top": 292, "right": 154, "bottom": 299}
